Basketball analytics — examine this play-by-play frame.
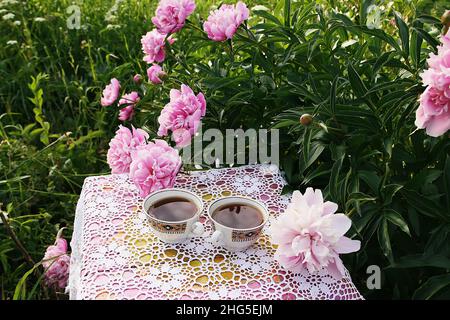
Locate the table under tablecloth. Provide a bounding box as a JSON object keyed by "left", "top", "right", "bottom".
{"left": 68, "top": 164, "right": 362, "bottom": 300}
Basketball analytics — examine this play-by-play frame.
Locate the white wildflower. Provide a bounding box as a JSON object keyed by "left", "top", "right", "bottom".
{"left": 366, "top": 5, "right": 382, "bottom": 30}
{"left": 2, "top": 12, "right": 15, "bottom": 20}
{"left": 0, "top": 0, "right": 19, "bottom": 8}
{"left": 106, "top": 24, "right": 120, "bottom": 30}
{"left": 105, "top": 0, "right": 123, "bottom": 23}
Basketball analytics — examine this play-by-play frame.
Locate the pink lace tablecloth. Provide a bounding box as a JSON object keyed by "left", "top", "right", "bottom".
{"left": 68, "top": 164, "right": 362, "bottom": 300}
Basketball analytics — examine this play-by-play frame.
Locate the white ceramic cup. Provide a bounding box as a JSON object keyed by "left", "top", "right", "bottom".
{"left": 207, "top": 196, "right": 269, "bottom": 251}
{"left": 142, "top": 188, "right": 205, "bottom": 243}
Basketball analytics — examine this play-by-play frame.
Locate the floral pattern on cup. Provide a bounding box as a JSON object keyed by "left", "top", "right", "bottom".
{"left": 148, "top": 219, "right": 187, "bottom": 234}
{"left": 232, "top": 227, "right": 263, "bottom": 242}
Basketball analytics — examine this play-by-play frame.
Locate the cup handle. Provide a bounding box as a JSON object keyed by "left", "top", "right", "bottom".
{"left": 190, "top": 221, "right": 205, "bottom": 236}
{"left": 211, "top": 230, "right": 223, "bottom": 243}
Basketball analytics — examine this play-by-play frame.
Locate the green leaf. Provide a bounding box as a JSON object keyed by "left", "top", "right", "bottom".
{"left": 415, "top": 15, "right": 441, "bottom": 25}
{"left": 358, "top": 170, "right": 381, "bottom": 194}
{"left": 330, "top": 75, "right": 338, "bottom": 115}
{"left": 413, "top": 274, "right": 450, "bottom": 300}
{"left": 304, "top": 143, "right": 325, "bottom": 171}
{"left": 373, "top": 51, "right": 394, "bottom": 74}
{"left": 302, "top": 127, "right": 312, "bottom": 166}
{"left": 407, "top": 207, "right": 421, "bottom": 236}
{"left": 413, "top": 27, "right": 439, "bottom": 50}
{"left": 347, "top": 192, "right": 377, "bottom": 203}
{"left": 389, "top": 254, "right": 450, "bottom": 269}
{"left": 384, "top": 209, "right": 410, "bottom": 236}
{"left": 202, "top": 76, "right": 246, "bottom": 90}
{"left": 329, "top": 155, "right": 344, "bottom": 201}
{"left": 13, "top": 264, "right": 39, "bottom": 300}
{"left": 381, "top": 184, "right": 403, "bottom": 205}
{"left": 0, "top": 175, "right": 31, "bottom": 185}
{"left": 272, "top": 119, "right": 299, "bottom": 129}
{"left": 407, "top": 168, "right": 442, "bottom": 189}
{"left": 409, "top": 28, "right": 423, "bottom": 68}
{"left": 347, "top": 63, "right": 367, "bottom": 98}
{"left": 346, "top": 192, "right": 376, "bottom": 213}
{"left": 254, "top": 10, "right": 282, "bottom": 25}
{"left": 284, "top": 0, "right": 291, "bottom": 27}
{"left": 424, "top": 225, "right": 450, "bottom": 256}
{"left": 394, "top": 11, "right": 409, "bottom": 56}
{"left": 302, "top": 164, "right": 330, "bottom": 185}
{"left": 401, "top": 189, "right": 448, "bottom": 221}
{"left": 378, "top": 218, "right": 392, "bottom": 260}
{"left": 350, "top": 26, "right": 401, "bottom": 52}
{"left": 444, "top": 156, "right": 450, "bottom": 213}
{"left": 354, "top": 208, "right": 378, "bottom": 234}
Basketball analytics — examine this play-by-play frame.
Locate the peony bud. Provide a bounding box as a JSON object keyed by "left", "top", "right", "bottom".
{"left": 300, "top": 114, "right": 313, "bottom": 126}
{"left": 133, "top": 74, "right": 143, "bottom": 85}
{"left": 158, "top": 71, "right": 168, "bottom": 81}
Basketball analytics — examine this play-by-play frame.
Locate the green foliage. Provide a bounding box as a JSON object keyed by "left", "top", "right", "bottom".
{"left": 0, "top": 0, "right": 448, "bottom": 300}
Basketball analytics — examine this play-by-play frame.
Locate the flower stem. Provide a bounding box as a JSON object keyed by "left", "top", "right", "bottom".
{"left": 0, "top": 207, "right": 36, "bottom": 267}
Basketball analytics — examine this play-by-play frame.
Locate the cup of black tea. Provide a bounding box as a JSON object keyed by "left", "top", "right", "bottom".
{"left": 142, "top": 189, "right": 204, "bottom": 243}
{"left": 208, "top": 196, "right": 269, "bottom": 251}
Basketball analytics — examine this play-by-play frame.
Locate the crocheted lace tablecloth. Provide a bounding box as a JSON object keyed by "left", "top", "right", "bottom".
{"left": 68, "top": 164, "right": 362, "bottom": 300}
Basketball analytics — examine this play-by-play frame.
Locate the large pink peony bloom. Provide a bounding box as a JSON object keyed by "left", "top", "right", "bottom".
{"left": 141, "top": 29, "right": 175, "bottom": 64}
{"left": 129, "top": 139, "right": 182, "bottom": 197}
{"left": 101, "top": 78, "right": 121, "bottom": 106}
{"left": 152, "top": 0, "right": 196, "bottom": 34}
{"left": 270, "top": 188, "right": 360, "bottom": 280}
{"left": 415, "top": 86, "right": 450, "bottom": 137}
{"left": 417, "top": 30, "right": 450, "bottom": 137}
{"left": 42, "top": 236, "right": 70, "bottom": 290}
{"left": 203, "top": 1, "right": 249, "bottom": 41}
{"left": 118, "top": 91, "right": 140, "bottom": 121}
{"left": 107, "top": 125, "right": 149, "bottom": 174}
{"left": 157, "top": 84, "right": 206, "bottom": 147}
{"left": 147, "top": 64, "right": 167, "bottom": 84}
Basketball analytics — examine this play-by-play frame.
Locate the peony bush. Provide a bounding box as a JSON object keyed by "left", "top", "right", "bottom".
{"left": 96, "top": 0, "right": 450, "bottom": 299}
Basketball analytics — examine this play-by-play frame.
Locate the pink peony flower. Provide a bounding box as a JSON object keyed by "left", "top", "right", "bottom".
{"left": 107, "top": 125, "right": 149, "bottom": 174}
{"left": 420, "top": 31, "right": 450, "bottom": 95}
{"left": 157, "top": 84, "right": 206, "bottom": 147}
{"left": 415, "top": 86, "right": 450, "bottom": 137}
{"left": 152, "top": 0, "right": 196, "bottom": 34}
{"left": 129, "top": 139, "right": 182, "bottom": 197}
{"left": 101, "top": 78, "right": 121, "bottom": 106}
{"left": 42, "top": 236, "right": 70, "bottom": 290}
{"left": 141, "top": 29, "right": 175, "bottom": 64}
{"left": 147, "top": 64, "right": 167, "bottom": 84}
{"left": 203, "top": 1, "right": 249, "bottom": 41}
{"left": 118, "top": 105, "right": 135, "bottom": 121}
{"left": 270, "top": 188, "right": 360, "bottom": 280}
{"left": 416, "top": 29, "right": 450, "bottom": 137}
{"left": 118, "top": 91, "right": 140, "bottom": 121}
